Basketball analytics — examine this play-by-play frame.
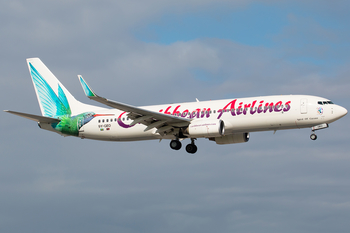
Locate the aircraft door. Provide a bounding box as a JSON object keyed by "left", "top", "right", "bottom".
{"left": 300, "top": 98, "right": 308, "bottom": 114}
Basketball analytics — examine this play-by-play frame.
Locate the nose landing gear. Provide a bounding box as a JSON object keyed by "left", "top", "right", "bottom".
{"left": 309, "top": 123, "right": 328, "bottom": 141}
{"left": 310, "top": 133, "right": 317, "bottom": 140}
{"left": 310, "top": 123, "right": 329, "bottom": 141}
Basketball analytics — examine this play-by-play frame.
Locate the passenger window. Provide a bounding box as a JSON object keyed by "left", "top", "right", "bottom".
{"left": 106, "top": 119, "right": 109, "bottom": 122}
{"left": 102, "top": 119, "right": 105, "bottom": 123}
{"left": 98, "top": 120, "right": 101, "bottom": 123}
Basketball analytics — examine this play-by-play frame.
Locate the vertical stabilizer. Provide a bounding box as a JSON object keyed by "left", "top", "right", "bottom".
{"left": 26, "top": 58, "right": 82, "bottom": 117}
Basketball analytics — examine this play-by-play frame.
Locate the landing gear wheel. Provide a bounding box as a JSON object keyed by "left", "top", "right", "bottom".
{"left": 185, "top": 144, "right": 198, "bottom": 154}
{"left": 310, "top": 134, "right": 317, "bottom": 140}
{"left": 170, "top": 140, "right": 182, "bottom": 150}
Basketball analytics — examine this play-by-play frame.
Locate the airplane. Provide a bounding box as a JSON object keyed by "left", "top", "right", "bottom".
{"left": 4, "top": 58, "right": 348, "bottom": 154}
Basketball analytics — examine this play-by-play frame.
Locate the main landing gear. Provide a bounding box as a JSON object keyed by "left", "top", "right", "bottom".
{"left": 170, "top": 138, "right": 198, "bottom": 154}
{"left": 170, "top": 139, "right": 182, "bottom": 150}
{"left": 186, "top": 139, "right": 198, "bottom": 154}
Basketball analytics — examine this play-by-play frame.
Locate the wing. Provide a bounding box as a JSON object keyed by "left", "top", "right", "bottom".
{"left": 78, "top": 76, "right": 191, "bottom": 135}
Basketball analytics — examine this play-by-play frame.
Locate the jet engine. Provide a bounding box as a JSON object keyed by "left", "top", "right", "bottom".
{"left": 210, "top": 133, "right": 250, "bottom": 145}
{"left": 184, "top": 119, "right": 225, "bottom": 137}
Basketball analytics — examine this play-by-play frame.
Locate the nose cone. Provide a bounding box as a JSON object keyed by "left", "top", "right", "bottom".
{"left": 338, "top": 106, "right": 348, "bottom": 118}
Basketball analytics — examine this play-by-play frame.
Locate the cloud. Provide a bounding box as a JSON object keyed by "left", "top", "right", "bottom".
{"left": 272, "top": 14, "right": 341, "bottom": 60}
{"left": 1, "top": 1, "right": 350, "bottom": 233}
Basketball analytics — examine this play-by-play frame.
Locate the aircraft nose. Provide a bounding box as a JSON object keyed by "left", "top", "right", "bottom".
{"left": 338, "top": 106, "right": 348, "bottom": 118}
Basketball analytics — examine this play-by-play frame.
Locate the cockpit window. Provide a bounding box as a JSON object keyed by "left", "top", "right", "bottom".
{"left": 318, "top": 100, "right": 334, "bottom": 105}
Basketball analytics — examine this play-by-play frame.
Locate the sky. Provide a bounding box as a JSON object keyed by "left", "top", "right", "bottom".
{"left": 1, "top": 0, "right": 350, "bottom": 232}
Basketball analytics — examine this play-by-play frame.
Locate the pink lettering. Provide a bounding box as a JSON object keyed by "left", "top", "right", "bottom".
{"left": 250, "top": 100, "right": 257, "bottom": 114}
{"left": 264, "top": 102, "right": 274, "bottom": 113}
{"left": 243, "top": 103, "right": 251, "bottom": 115}
{"left": 257, "top": 101, "right": 264, "bottom": 114}
{"left": 283, "top": 101, "right": 291, "bottom": 112}
{"left": 181, "top": 109, "right": 189, "bottom": 118}
{"left": 236, "top": 102, "right": 243, "bottom": 115}
{"left": 201, "top": 108, "right": 211, "bottom": 118}
{"left": 164, "top": 106, "right": 172, "bottom": 115}
{"left": 172, "top": 105, "right": 181, "bottom": 115}
{"left": 274, "top": 101, "right": 283, "bottom": 112}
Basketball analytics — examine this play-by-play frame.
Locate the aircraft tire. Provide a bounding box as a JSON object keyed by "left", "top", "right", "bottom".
{"left": 310, "top": 134, "right": 317, "bottom": 140}
{"left": 170, "top": 140, "right": 182, "bottom": 150}
{"left": 186, "top": 144, "right": 197, "bottom": 154}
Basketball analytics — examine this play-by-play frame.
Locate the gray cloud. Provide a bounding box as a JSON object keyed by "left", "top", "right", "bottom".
{"left": 1, "top": 0, "right": 350, "bottom": 233}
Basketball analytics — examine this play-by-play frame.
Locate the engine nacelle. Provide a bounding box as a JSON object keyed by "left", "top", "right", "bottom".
{"left": 185, "top": 119, "right": 225, "bottom": 137}
{"left": 210, "top": 133, "right": 250, "bottom": 145}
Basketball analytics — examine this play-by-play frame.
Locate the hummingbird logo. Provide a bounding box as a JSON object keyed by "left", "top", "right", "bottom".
{"left": 29, "top": 62, "right": 96, "bottom": 136}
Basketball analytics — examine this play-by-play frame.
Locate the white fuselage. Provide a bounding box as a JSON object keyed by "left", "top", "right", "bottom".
{"left": 78, "top": 95, "right": 346, "bottom": 141}
{"left": 7, "top": 58, "right": 346, "bottom": 154}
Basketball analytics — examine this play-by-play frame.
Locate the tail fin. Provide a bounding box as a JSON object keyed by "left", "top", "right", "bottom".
{"left": 27, "top": 58, "right": 82, "bottom": 117}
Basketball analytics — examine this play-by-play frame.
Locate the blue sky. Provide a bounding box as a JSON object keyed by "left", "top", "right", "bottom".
{"left": 133, "top": 1, "right": 349, "bottom": 69}
{"left": 1, "top": 1, "right": 350, "bottom": 233}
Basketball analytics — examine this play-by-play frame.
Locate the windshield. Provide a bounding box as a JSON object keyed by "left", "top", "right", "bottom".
{"left": 318, "top": 101, "right": 334, "bottom": 105}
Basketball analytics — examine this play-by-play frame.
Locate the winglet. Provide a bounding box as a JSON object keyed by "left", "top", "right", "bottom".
{"left": 78, "top": 75, "right": 97, "bottom": 98}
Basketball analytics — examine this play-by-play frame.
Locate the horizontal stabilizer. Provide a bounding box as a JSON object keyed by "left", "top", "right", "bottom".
{"left": 4, "top": 110, "right": 61, "bottom": 123}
